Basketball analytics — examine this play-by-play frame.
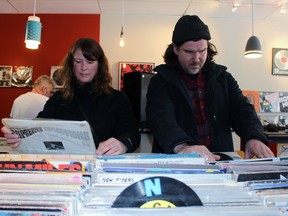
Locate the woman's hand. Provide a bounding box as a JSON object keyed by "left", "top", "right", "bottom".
{"left": 1, "top": 126, "right": 21, "bottom": 148}
{"left": 96, "top": 137, "right": 127, "bottom": 156}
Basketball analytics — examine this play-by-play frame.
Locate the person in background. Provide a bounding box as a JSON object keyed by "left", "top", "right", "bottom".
{"left": 2, "top": 38, "right": 140, "bottom": 156}
{"left": 145, "top": 15, "right": 274, "bottom": 162}
{"left": 10, "top": 75, "right": 55, "bottom": 119}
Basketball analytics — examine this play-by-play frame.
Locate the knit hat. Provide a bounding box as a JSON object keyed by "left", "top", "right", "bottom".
{"left": 172, "top": 15, "right": 211, "bottom": 43}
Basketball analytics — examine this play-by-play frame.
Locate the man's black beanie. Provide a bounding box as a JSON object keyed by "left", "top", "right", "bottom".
{"left": 172, "top": 15, "right": 211, "bottom": 43}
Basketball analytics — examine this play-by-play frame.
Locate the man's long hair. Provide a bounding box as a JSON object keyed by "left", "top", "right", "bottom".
{"left": 59, "top": 38, "right": 112, "bottom": 102}
{"left": 163, "top": 41, "right": 218, "bottom": 68}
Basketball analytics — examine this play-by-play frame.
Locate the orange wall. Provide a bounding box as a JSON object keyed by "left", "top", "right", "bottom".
{"left": 0, "top": 14, "right": 100, "bottom": 135}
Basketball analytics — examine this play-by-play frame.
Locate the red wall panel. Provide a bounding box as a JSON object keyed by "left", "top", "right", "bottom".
{"left": 0, "top": 14, "right": 100, "bottom": 135}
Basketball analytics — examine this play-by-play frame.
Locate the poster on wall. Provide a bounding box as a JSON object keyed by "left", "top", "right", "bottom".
{"left": 242, "top": 90, "right": 260, "bottom": 112}
{"left": 118, "top": 62, "right": 155, "bottom": 91}
{"left": 0, "top": 66, "right": 12, "bottom": 87}
{"left": 279, "top": 92, "right": 288, "bottom": 112}
{"left": 272, "top": 48, "right": 288, "bottom": 75}
{"left": 50, "top": 66, "right": 63, "bottom": 88}
{"left": 11, "top": 66, "right": 33, "bottom": 87}
{"left": 259, "top": 91, "right": 280, "bottom": 113}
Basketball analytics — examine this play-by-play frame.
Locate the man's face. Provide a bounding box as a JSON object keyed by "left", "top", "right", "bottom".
{"left": 173, "top": 39, "right": 208, "bottom": 75}
{"left": 42, "top": 83, "right": 54, "bottom": 97}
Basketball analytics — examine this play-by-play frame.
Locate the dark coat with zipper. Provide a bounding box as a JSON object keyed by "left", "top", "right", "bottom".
{"left": 145, "top": 62, "right": 268, "bottom": 153}
{"left": 37, "top": 83, "right": 140, "bottom": 153}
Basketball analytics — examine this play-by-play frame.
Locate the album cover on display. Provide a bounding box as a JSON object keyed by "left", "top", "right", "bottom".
{"left": 259, "top": 91, "right": 280, "bottom": 112}
{"left": 279, "top": 92, "right": 288, "bottom": 112}
{"left": 272, "top": 48, "right": 288, "bottom": 75}
{"left": 242, "top": 90, "right": 260, "bottom": 112}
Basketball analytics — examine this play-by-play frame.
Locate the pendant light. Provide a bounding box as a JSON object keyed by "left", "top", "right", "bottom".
{"left": 120, "top": 26, "right": 124, "bottom": 47}
{"left": 119, "top": 0, "right": 125, "bottom": 47}
{"left": 244, "top": 0, "right": 262, "bottom": 59}
{"left": 25, "top": 0, "right": 42, "bottom": 50}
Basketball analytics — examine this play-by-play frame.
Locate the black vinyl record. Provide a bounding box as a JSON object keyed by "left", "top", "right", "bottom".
{"left": 112, "top": 176, "right": 203, "bottom": 208}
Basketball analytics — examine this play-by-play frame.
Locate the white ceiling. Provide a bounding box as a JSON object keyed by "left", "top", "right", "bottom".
{"left": 0, "top": 0, "right": 287, "bottom": 21}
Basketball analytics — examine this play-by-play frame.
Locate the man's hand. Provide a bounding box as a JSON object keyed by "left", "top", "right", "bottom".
{"left": 245, "top": 139, "right": 275, "bottom": 159}
{"left": 96, "top": 137, "right": 127, "bottom": 156}
{"left": 174, "top": 144, "right": 221, "bottom": 162}
{"left": 1, "top": 126, "right": 21, "bottom": 148}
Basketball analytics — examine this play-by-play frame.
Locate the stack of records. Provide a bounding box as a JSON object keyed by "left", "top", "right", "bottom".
{"left": 0, "top": 153, "right": 96, "bottom": 215}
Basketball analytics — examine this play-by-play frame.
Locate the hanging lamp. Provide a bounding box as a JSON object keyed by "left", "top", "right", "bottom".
{"left": 244, "top": 0, "right": 262, "bottom": 59}
{"left": 25, "top": 0, "right": 42, "bottom": 49}
{"left": 119, "top": 0, "right": 125, "bottom": 47}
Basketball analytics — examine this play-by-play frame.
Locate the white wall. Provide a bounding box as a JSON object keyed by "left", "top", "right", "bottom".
{"left": 100, "top": 14, "right": 288, "bottom": 152}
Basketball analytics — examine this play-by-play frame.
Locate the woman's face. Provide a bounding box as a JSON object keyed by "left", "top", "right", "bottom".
{"left": 73, "top": 48, "right": 98, "bottom": 84}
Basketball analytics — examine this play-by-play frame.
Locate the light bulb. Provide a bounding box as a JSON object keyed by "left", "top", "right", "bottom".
{"left": 120, "top": 37, "right": 125, "bottom": 47}
{"left": 119, "top": 27, "right": 124, "bottom": 47}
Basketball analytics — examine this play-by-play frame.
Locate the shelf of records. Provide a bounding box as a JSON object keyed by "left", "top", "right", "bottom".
{"left": 0, "top": 151, "right": 288, "bottom": 215}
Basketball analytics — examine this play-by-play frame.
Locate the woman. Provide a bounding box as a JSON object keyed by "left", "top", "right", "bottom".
{"left": 2, "top": 38, "right": 140, "bottom": 155}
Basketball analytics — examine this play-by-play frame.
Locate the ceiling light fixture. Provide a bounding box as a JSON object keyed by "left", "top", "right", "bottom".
{"left": 25, "top": 0, "right": 42, "bottom": 50}
{"left": 280, "top": 4, "right": 286, "bottom": 14}
{"left": 119, "top": 0, "right": 125, "bottom": 47}
{"left": 232, "top": 3, "right": 237, "bottom": 12}
{"left": 244, "top": 0, "right": 262, "bottom": 59}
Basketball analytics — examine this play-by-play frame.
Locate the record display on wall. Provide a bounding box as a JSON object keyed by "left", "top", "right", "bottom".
{"left": 272, "top": 48, "right": 288, "bottom": 75}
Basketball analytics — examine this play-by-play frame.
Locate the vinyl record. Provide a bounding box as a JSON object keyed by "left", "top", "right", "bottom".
{"left": 213, "top": 152, "right": 234, "bottom": 161}
{"left": 274, "top": 50, "right": 288, "bottom": 71}
{"left": 112, "top": 176, "right": 203, "bottom": 208}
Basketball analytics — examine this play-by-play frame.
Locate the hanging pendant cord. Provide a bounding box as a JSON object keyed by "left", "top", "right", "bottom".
{"left": 251, "top": 0, "right": 255, "bottom": 36}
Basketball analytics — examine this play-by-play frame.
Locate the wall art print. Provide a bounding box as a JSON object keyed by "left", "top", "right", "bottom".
{"left": 0, "top": 66, "right": 12, "bottom": 87}
{"left": 272, "top": 48, "right": 288, "bottom": 75}
{"left": 50, "top": 66, "right": 63, "bottom": 88}
{"left": 11, "top": 66, "right": 33, "bottom": 87}
{"left": 118, "top": 62, "right": 155, "bottom": 90}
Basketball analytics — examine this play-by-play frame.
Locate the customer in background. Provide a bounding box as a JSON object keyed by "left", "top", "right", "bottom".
{"left": 2, "top": 38, "right": 140, "bottom": 156}
{"left": 145, "top": 15, "right": 275, "bottom": 161}
{"left": 10, "top": 75, "right": 55, "bottom": 119}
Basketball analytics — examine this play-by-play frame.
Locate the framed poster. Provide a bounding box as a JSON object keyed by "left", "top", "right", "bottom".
{"left": 11, "top": 66, "right": 33, "bottom": 87}
{"left": 118, "top": 62, "right": 155, "bottom": 90}
{"left": 242, "top": 90, "right": 260, "bottom": 112}
{"left": 0, "top": 65, "right": 12, "bottom": 87}
{"left": 272, "top": 48, "right": 288, "bottom": 75}
{"left": 50, "top": 66, "right": 63, "bottom": 88}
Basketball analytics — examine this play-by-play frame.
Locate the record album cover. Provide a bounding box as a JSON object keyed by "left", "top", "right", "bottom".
{"left": 272, "top": 48, "right": 288, "bottom": 75}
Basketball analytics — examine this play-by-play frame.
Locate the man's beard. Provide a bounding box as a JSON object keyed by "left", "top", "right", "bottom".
{"left": 185, "top": 62, "right": 201, "bottom": 74}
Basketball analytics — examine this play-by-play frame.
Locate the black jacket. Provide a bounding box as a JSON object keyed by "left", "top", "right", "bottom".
{"left": 37, "top": 84, "right": 140, "bottom": 153}
{"left": 146, "top": 63, "right": 267, "bottom": 153}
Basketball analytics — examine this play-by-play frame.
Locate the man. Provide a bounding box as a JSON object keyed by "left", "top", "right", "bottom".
{"left": 10, "top": 75, "right": 55, "bottom": 119}
{"left": 145, "top": 15, "right": 274, "bottom": 161}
